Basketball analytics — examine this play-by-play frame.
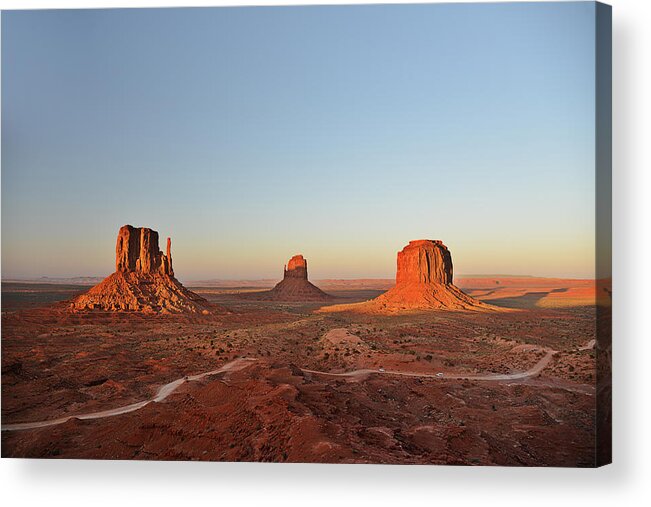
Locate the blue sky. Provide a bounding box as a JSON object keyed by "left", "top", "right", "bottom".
{"left": 2, "top": 2, "right": 597, "bottom": 280}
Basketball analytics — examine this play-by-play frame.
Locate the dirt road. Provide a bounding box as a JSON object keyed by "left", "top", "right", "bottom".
{"left": 301, "top": 350, "right": 555, "bottom": 381}
{"left": 1, "top": 358, "right": 256, "bottom": 432}
{"left": 3, "top": 336, "right": 594, "bottom": 432}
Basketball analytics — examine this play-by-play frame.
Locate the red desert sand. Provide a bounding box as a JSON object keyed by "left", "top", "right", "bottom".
{"left": 321, "top": 240, "right": 498, "bottom": 313}
{"left": 71, "top": 225, "right": 215, "bottom": 314}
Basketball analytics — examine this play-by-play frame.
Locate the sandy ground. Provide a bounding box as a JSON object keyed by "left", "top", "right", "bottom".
{"left": 1, "top": 278, "right": 606, "bottom": 466}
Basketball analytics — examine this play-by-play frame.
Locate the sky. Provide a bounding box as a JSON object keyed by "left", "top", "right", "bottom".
{"left": 1, "top": 2, "right": 597, "bottom": 281}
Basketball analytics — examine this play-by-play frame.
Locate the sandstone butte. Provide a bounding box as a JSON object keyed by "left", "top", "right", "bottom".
{"left": 245, "top": 254, "right": 335, "bottom": 302}
{"left": 71, "top": 225, "right": 214, "bottom": 314}
{"left": 321, "top": 239, "right": 498, "bottom": 314}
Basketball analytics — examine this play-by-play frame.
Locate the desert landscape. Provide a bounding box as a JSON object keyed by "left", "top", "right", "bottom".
{"left": 1, "top": 4, "right": 612, "bottom": 470}
{"left": 1, "top": 226, "right": 610, "bottom": 466}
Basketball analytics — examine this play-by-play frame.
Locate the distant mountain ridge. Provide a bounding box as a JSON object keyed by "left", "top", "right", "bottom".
{"left": 2, "top": 276, "right": 107, "bottom": 285}
{"left": 3, "top": 275, "right": 593, "bottom": 290}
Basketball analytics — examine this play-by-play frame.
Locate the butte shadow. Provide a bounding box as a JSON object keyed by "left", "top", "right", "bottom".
{"left": 71, "top": 225, "right": 219, "bottom": 314}
{"left": 319, "top": 240, "right": 502, "bottom": 314}
{"left": 240, "top": 254, "right": 336, "bottom": 303}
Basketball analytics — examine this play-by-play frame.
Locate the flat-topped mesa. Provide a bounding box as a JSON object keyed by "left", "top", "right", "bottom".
{"left": 72, "top": 225, "right": 215, "bottom": 314}
{"left": 115, "top": 225, "right": 173, "bottom": 276}
{"left": 319, "top": 239, "right": 498, "bottom": 314}
{"left": 396, "top": 240, "right": 453, "bottom": 285}
{"left": 284, "top": 254, "right": 308, "bottom": 279}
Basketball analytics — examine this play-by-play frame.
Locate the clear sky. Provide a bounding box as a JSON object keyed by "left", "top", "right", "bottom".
{"left": 1, "top": 2, "right": 597, "bottom": 281}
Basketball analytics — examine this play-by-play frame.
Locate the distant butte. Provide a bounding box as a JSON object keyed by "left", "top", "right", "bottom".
{"left": 321, "top": 240, "right": 497, "bottom": 313}
{"left": 243, "top": 254, "right": 335, "bottom": 302}
{"left": 72, "top": 225, "right": 216, "bottom": 314}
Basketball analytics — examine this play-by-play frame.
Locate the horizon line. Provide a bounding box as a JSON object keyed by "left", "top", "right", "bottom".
{"left": 1, "top": 273, "right": 601, "bottom": 283}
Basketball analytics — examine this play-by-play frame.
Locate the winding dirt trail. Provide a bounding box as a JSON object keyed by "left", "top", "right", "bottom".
{"left": 1, "top": 358, "right": 256, "bottom": 432}
{"left": 2, "top": 336, "right": 594, "bottom": 433}
{"left": 301, "top": 350, "right": 555, "bottom": 381}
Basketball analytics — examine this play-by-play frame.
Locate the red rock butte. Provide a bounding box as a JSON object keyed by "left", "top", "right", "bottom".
{"left": 245, "top": 254, "right": 334, "bottom": 302}
{"left": 115, "top": 225, "right": 174, "bottom": 276}
{"left": 71, "top": 225, "right": 214, "bottom": 314}
{"left": 285, "top": 254, "right": 309, "bottom": 279}
{"left": 321, "top": 240, "right": 496, "bottom": 313}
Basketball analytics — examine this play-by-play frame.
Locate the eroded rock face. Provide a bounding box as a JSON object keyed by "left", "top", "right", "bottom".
{"left": 372, "top": 239, "right": 491, "bottom": 311}
{"left": 396, "top": 240, "right": 453, "bottom": 285}
{"left": 320, "top": 240, "right": 495, "bottom": 313}
{"left": 284, "top": 255, "right": 308, "bottom": 279}
{"left": 115, "top": 225, "right": 173, "bottom": 276}
{"left": 72, "top": 225, "right": 212, "bottom": 314}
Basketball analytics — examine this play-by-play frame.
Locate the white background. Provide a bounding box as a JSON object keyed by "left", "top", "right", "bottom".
{"left": 1, "top": 0, "right": 649, "bottom": 505}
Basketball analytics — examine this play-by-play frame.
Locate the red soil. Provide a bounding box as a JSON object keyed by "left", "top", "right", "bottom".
{"left": 1, "top": 298, "right": 599, "bottom": 466}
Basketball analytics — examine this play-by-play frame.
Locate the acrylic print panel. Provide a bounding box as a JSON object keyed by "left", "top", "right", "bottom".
{"left": 1, "top": 2, "right": 611, "bottom": 466}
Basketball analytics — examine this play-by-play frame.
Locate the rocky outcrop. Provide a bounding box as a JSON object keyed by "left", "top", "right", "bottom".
{"left": 321, "top": 240, "right": 496, "bottom": 313}
{"left": 284, "top": 255, "right": 308, "bottom": 279}
{"left": 396, "top": 240, "right": 453, "bottom": 285}
{"left": 115, "top": 225, "right": 173, "bottom": 276}
{"left": 243, "top": 254, "right": 334, "bottom": 302}
{"left": 72, "top": 225, "right": 214, "bottom": 314}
